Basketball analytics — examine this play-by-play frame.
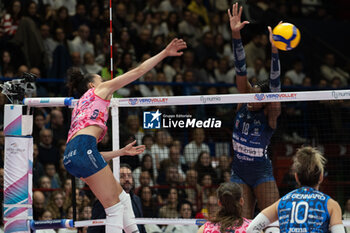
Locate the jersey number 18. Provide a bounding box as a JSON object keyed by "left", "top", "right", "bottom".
{"left": 242, "top": 122, "right": 249, "bottom": 135}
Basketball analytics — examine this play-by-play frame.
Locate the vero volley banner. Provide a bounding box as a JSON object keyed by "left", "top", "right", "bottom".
{"left": 4, "top": 136, "right": 33, "bottom": 233}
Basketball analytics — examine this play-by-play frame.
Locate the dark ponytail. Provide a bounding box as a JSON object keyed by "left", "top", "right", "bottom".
{"left": 211, "top": 182, "right": 243, "bottom": 232}
{"left": 66, "top": 68, "right": 96, "bottom": 98}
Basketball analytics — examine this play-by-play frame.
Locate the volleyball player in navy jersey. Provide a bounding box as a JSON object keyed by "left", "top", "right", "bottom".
{"left": 228, "top": 3, "right": 281, "bottom": 219}
{"left": 247, "top": 146, "right": 345, "bottom": 233}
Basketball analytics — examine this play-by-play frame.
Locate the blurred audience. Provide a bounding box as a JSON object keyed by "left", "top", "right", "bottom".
{"left": 184, "top": 128, "right": 210, "bottom": 167}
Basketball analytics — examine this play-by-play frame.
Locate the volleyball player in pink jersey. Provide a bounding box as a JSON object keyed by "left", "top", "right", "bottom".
{"left": 197, "top": 182, "right": 251, "bottom": 233}
{"left": 63, "top": 38, "right": 187, "bottom": 233}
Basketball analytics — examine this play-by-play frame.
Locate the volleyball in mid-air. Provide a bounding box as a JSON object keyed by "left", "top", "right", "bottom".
{"left": 272, "top": 23, "right": 301, "bottom": 51}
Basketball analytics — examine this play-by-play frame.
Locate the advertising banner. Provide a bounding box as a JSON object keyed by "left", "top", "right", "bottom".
{"left": 4, "top": 136, "right": 33, "bottom": 233}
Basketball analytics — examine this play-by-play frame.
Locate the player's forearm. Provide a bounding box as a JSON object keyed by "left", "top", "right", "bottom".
{"left": 246, "top": 213, "right": 271, "bottom": 233}
{"left": 271, "top": 44, "right": 278, "bottom": 54}
{"left": 136, "top": 49, "right": 168, "bottom": 76}
{"left": 232, "top": 35, "right": 248, "bottom": 92}
{"left": 100, "top": 150, "right": 123, "bottom": 161}
{"left": 107, "top": 50, "right": 168, "bottom": 90}
{"left": 232, "top": 30, "right": 241, "bottom": 39}
{"left": 270, "top": 52, "right": 281, "bottom": 92}
{"left": 231, "top": 28, "right": 246, "bottom": 76}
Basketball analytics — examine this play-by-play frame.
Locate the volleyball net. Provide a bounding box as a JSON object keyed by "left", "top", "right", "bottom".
{"left": 11, "top": 89, "right": 350, "bottom": 231}
{"left": 112, "top": 90, "right": 350, "bottom": 208}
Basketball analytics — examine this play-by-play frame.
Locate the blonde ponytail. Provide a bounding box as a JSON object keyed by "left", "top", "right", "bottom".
{"left": 292, "top": 146, "right": 327, "bottom": 187}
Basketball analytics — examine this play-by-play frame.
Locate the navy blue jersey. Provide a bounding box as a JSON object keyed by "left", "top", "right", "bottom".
{"left": 278, "top": 187, "right": 331, "bottom": 233}
{"left": 232, "top": 104, "right": 274, "bottom": 163}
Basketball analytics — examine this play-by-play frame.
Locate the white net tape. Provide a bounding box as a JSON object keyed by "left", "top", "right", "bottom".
{"left": 29, "top": 218, "right": 350, "bottom": 228}
{"left": 24, "top": 90, "right": 350, "bottom": 108}
{"left": 74, "top": 218, "right": 350, "bottom": 228}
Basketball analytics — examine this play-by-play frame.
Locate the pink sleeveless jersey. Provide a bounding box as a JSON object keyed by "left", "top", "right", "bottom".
{"left": 67, "top": 88, "right": 110, "bottom": 143}
{"left": 203, "top": 218, "right": 251, "bottom": 233}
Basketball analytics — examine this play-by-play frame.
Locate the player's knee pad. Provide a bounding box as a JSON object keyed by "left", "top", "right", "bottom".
{"left": 105, "top": 202, "right": 123, "bottom": 233}
{"left": 119, "top": 191, "right": 139, "bottom": 233}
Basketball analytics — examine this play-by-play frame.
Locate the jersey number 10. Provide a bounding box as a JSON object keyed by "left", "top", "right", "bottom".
{"left": 290, "top": 201, "right": 309, "bottom": 224}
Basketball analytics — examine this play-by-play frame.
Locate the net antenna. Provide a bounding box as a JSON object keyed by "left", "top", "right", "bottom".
{"left": 109, "top": 0, "right": 113, "bottom": 79}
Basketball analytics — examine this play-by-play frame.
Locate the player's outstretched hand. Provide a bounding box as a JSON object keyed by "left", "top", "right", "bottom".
{"left": 121, "top": 140, "right": 146, "bottom": 156}
{"left": 268, "top": 21, "right": 282, "bottom": 51}
{"left": 228, "top": 2, "right": 249, "bottom": 33}
{"left": 165, "top": 38, "right": 187, "bottom": 57}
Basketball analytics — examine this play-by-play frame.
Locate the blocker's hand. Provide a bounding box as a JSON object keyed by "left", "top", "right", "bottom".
{"left": 121, "top": 140, "right": 145, "bottom": 156}
{"left": 165, "top": 38, "right": 187, "bottom": 57}
{"left": 228, "top": 3, "right": 249, "bottom": 33}
{"left": 268, "top": 21, "right": 282, "bottom": 51}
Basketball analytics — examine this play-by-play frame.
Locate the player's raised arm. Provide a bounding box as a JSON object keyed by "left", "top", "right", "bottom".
{"left": 228, "top": 3, "right": 250, "bottom": 94}
{"left": 98, "top": 38, "right": 187, "bottom": 97}
{"left": 267, "top": 25, "right": 281, "bottom": 129}
{"left": 268, "top": 24, "right": 281, "bottom": 93}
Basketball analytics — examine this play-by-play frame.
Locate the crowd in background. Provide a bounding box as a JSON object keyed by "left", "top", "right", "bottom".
{"left": 0, "top": 0, "right": 350, "bottom": 231}
{"left": 0, "top": 0, "right": 349, "bottom": 94}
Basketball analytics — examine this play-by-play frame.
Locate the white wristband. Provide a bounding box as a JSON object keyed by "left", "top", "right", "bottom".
{"left": 246, "top": 213, "right": 271, "bottom": 233}
{"left": 330, "top": 224, "right": 345, "bottom": 233}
